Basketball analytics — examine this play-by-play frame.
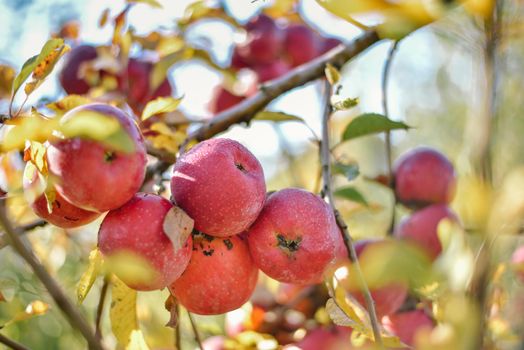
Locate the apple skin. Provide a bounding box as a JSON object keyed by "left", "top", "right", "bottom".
{"left": 394, "top": 147, "right": 457, "bottom": 207}
{"left": 59, "top": 45, "right": 98, "bottom": 95}
{"left": 23, "top": 165, "right": 100, "bottom": 228}
{"left": 283, "top": 326, "right": 356, "bottom": 350}
{"left": 98, "top": 193, "right": 193, "bottom": 291}
{"left": 284, "top": 25, "right": 320, "bottom": 67}
{"left": 171, "top": 138, "right": 266, "bottom": 237}
{"left": 395, "top": 204, "right": 459, "bottom": 260}
{"left": 246, "top": 188, "right": 338, "bottom": 285}
{"left": 209, "top": 86, "right": 245, "bottom": 114}
{"left": 170, "top": 233, "right": 259, "bottom": 315}
{"left": 382, "top": 310, "right": 435, "bottom": 347}
{"left": 47, "top": 103, "right": 147, "bottom": 212}
{"left": 254, "top": 60, "right": 290, "bottom": 83}
{"left": 237, "top": 15, "right": 282, "bottom": 65}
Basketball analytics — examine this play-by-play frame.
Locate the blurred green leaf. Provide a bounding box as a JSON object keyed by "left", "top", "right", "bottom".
{"left": 332, "top": 97, "right": 359, "bottom": 111}
{"left": 333, "top": 162, "right": 360, "bottom": 181}
{"left": 325, "top": 63, "right": 341, "bottom": 85}
{"left": 46, "top": 95, "right": 92, "bottom": 116}
{"left": 334, "top": 186, "right": 368, "bottom": 206}
{"left": 76, "top": 249, "right": 104, "bottom": 304}
{"left": 142, "top": 96, "right": 183, "bottom": 121}
{"left": 342, "top": 113, "right": 410, "bottom": 141}
{"left": 127, "top": 0, "right": 162, "bottom": 8}
{"left": 254, "top": 111, "right": 304, "bottom": 122}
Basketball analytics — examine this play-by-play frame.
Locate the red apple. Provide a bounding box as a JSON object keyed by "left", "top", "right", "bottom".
{"left": 383, "top": 310, "right": 435, "bottom": 346}
{"left": 23, "top": 164, "right": 100, "bottom": 228}
{"left": 394, "top": 147, "right": 456, "bottom": 207}
{"left": 170, "top": 233, "right": 259, "bottom": 315}
{"left": 59, "top": 45, "right": 98, "bottom": 94}
{"left": 47, "top": 103, "right": 147, "bottom": 212}
{"left": 284, "top": 24, "right": 320, "bottom": 67}
{"left": 209, "top": 86, "right": 245, "bottom": 114}
{"left": 395, "top": 204, "right": 459, "bottom": 260}
{"left": 231, "top": 46, "right": 250, "bottom": 70}
{"left": 283, "top": 326, "right": 355, "bottom": 350}
{"left": 237, "top": 15, "right": 282, "bottom": 65}
{"left": 171, "top": 138, "right": 266, "bottom": 237}
{"left": 511, "top": 245, "right": 524, "bottom": 282}
{"left": 246, "top": 188, "right": 338, "bottom": 285}
{"left": 253, "top": 60, "right": 290, "bottom": 83}
{"left": 319, "top": 38, "right": 342, "bottom": 54}
{"left": 98, "top": 193, "right": 193, "bottom": 291}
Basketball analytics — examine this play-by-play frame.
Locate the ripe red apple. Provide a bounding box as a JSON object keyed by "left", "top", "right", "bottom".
{"left": 59, "top": 45, "right": 98, "bottom": 94}
{"left": 47, "top": 103, "right": 147, "bottom": 212}
{"left": 382, "top": 310, "right": 435, "bottom": 346}
{"left": 98, "top": 193, "right": 193, "bottom": 291}
{"left": 394, "top": 147, "right": 456, "bottom": 207}
{"left": 246, "top": 188, "right": 338, "bottom": 285}
{"left": 237, "top": 15, "right": 282, "bottom": 65}
{"left": 284, "top": 24, "right": 320, "bottom": 67}
{"left": 283, "top": 326, "right": 355, "bottom": 350}
{"left": 231, "top": 46, "right": 250, "bottom": 70}
{"left": 253, "top": 60, "right": 290, "bottom": 83}
{"left": 209, "top": 86, "right": 245, "bottom": 114}
{"left": 171, "top": 138, "right": 266, "bottom": 237}
{"left": 395, "top": 204, "right": 459, "bottom": 260}
{"left": 511, "top": 245, "right": 524, "bottom": 282}
{"left": 170, "top": 233, "right": 258, "bottom": 315}
{"left": 338, "top": 239, "right": 408, "bottom": 318}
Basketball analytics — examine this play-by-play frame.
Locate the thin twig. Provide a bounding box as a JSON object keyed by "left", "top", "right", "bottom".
{"left": 0, "top": 332, "right": 30, "bottom": 350}
{"left": 95, "top": 275, "right": 110, "bottom": 340}
{"left": 181, "top": 31, "right": 380, "bottom": 148}
{"left": 187, "top": 311, "right": 203, "bottom": 350}
{"left": 381, "top": 40, "right": 400, "bottom": 235}
{"left": 0, "top": 220, "right": 47, "bottom": 250}
{"left": 319, "top": 80, "right": 383, "bottom": 347}
{"left": 174, "top": 304, "right": 181, "bottom": 350}
{"left": 0, "top": 206, "right": 105, "bottom": 350}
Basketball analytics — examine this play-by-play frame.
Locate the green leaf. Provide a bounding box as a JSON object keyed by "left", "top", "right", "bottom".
{"left": 332, "top": 97, "right": 359, "bottom": 111}
{"left": 76, "top": 249, "right": 104, "bottom": 304}
{"left": 334, "top": 186, "right": 368, "bottom": 206}
{"left": 342, "top": 113, "right": 410, "bottom": 141}
{"left": 110, "top": 277, "right": 138, "bottom": 348}
{"left": 332, "top": 162, "right": 359, "bottom": 181}
{"left": 11, "top": 39, "right": 65, "bottom": 100}
{"left": 141, "top": 96, "right": 183, "bottom": 121}
{"left": 254, "top": 111, "right": 304, "bottom": 122}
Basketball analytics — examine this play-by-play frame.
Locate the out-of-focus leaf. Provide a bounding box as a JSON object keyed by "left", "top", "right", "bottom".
{"left": 59, "top": 110, "right": 135, "bottom": 153}
{"left": 4, "top": 300, "right": 50, "bottom": 327}
{"left": 113, "top": 6, "right": 131, "bottom": 46}
{"left": 254, "top": 111, "right": 304, "bottom": 122}
{"left": 142, "top": 96, "right": 183, "bottom": 121}
{"left": 0, "top": 291, "right": 5, "bottom": 302}
{"left": 342, "top": 113, "right": 410, "bottom": 141}
{"left": 23, "top": 141, "right": 47, "bottom": 175}
{"left": 24, "top": 43, "right": 70, "bottom": 95}
{"left": 163, "top": 206, "right": 194, "bottom": 252}
{"left": 76, "top": 249, "right": 104, "bottom": 304}
{"left": 1, "top": 115, "right": 57, "bottom": 152}
{"left": 56, "top": 20, "right": 80, "bottom": 40}
{"left": 110, "top": 276, "right": 138, "bottom": 347}
{"left": 127, "top": 0, "right": 162, "bottom": 8}
{"left": 99, "top": 8, "right": 111, "bottom": 27}
{"left": 332, "top": 162, "right": 359, "bottom": 181}
{"left": 156, "top": 36, "right": 185, "bottom": 57}
{"left": 150, "top": 51, "right": 185, "bottom": 92}
{"left": 263, "top": 0, "right": 298, "bottom": 17}
{"left": 46, "top": 95, "right": 92, "bottom": 115}
{"left": 105, "top": 253, "right": 159, "bottom": 287}
{"left": 0, "top": 64, "right": 15, "bottom": 99}
{"left": 146, "top": 122, "right": 187, "bottom": 154}
{"left": 182, "top": 0, "right": 213, "bottom": 24}
{"left": 127, "top": 330, "right": 150, "bottom": 350}
{"left": 334, "top": 186, "right": 368, "bottom": 206}
{"left": 332, "top": 96, "right": 359, "bottom": 111}
{"left": 325, "top": 63, "right": 341, "bottom": 85}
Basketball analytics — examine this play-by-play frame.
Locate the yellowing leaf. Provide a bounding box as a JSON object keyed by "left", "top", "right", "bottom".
{"left": 127, "top": 330, "right": 151, "bottom": 350}
{"left": 99, "top": 8, "right": 110, "bottom": 27}
{"left": 325, "top": 63, "right": 341, "bottom": 85}
{"left": 110, "top": 276, "right": 138, "bottom": 347}
{"left": 147, "top": 122, "right": 187, "bottom": 154}
{"left": 76, "top": 249, "right": 104, "bottom": 304}
{"left": 46, "top": 95, "right": 92, "bottom": 115}
{"left": 142, "top": 96, "right": 183, "bottom": 121}
{"left": 1, "top": 116, "right": 57, "bottom": 152}
{"left": 105, "top": 252, "right": 159, "bottom": 288}
{"left": 127, "top": 0, "right": 162, "bottom": 8}
{"left": 0, "top": 64, "right": 15, "bottom": 99}
{"left": 254, "top": 111, "right": 304, "bottom": 123}
{"left": 163, "top": 206, "right": 194, "bottom": 253}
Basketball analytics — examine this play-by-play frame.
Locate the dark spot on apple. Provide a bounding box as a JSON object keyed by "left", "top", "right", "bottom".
{"left": 203, "top": 249, "right": 215, "bottom": 256}
{"left": 276, "top": 234, "right": 302, "bottom": 256}
{"left": 104, "top": 151, "right": 117, "bottom": 162}
{"left": 223, "top": 239, "right": 233, "bottom": 250}
{"left": 235, "top": 162, "right": 247, "bottom": 172}
{"left": 55, "top": 200, "right": 61, "bottom": 209}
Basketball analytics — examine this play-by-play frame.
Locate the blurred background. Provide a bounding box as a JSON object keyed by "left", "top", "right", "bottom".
{"left": 1, "top": 0, "right": 524, "bottom": 349}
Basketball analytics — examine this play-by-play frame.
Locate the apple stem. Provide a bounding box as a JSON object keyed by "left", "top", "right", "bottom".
{"left": 319, "top": 79, "right": 384, "bottom": 348}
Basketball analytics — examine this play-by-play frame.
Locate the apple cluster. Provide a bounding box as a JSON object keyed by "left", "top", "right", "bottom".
{"left": 24, "top": 103, "right": 345, "bottom": 316}
{"left": 209, "top": 15, "right": 341, "bottom": 114}
{"left": 59, "top": 45, "right": 173, "bottom": 114}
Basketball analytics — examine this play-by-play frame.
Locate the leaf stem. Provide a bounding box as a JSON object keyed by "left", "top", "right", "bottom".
{"left": 0, "top": 332, "right": 30, "bottom": 350}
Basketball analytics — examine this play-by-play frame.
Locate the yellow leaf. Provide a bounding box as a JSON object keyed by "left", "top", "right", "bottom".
{"left": 105, "top": 252, "right": 159, "bottom": 288}
{"left": 76, "top": 249, "right": 104, "bottom": 304}
{"left": 110, "top": 276, "right": 138, "bottom": 347}
{"left": 147, "top": 122, "right": 187, "bottom": 154}
{"left": 1, "top": 116, "right": 57, "bottom": 152}
{"left": 142, "top": 96, "right": 183, "bottom": 121}
{"left": 325, "top": 63, "right": 341, "bottom": 86}
{"left": 23, "top": 141, "right": 47, "bottom": 175}
{"left": 46, "top": 95, "right": 92, "bottom": 115}
{"left": 127, "top": 0, "right": 162, "bottom": 8}
{"left": 163, "top": 206, "right": 194, "bottom": 253}
{"left": 0, "top": 64, "right": 15, "bottom": 99}
{"left": 127, "top": 330, "right": 151, "bottom": 350}
{"left": 99, "top": 8, "right": 110, "bottom": 28}
{"left": 156, "top": 36, "right": 185, "bottom": 58}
